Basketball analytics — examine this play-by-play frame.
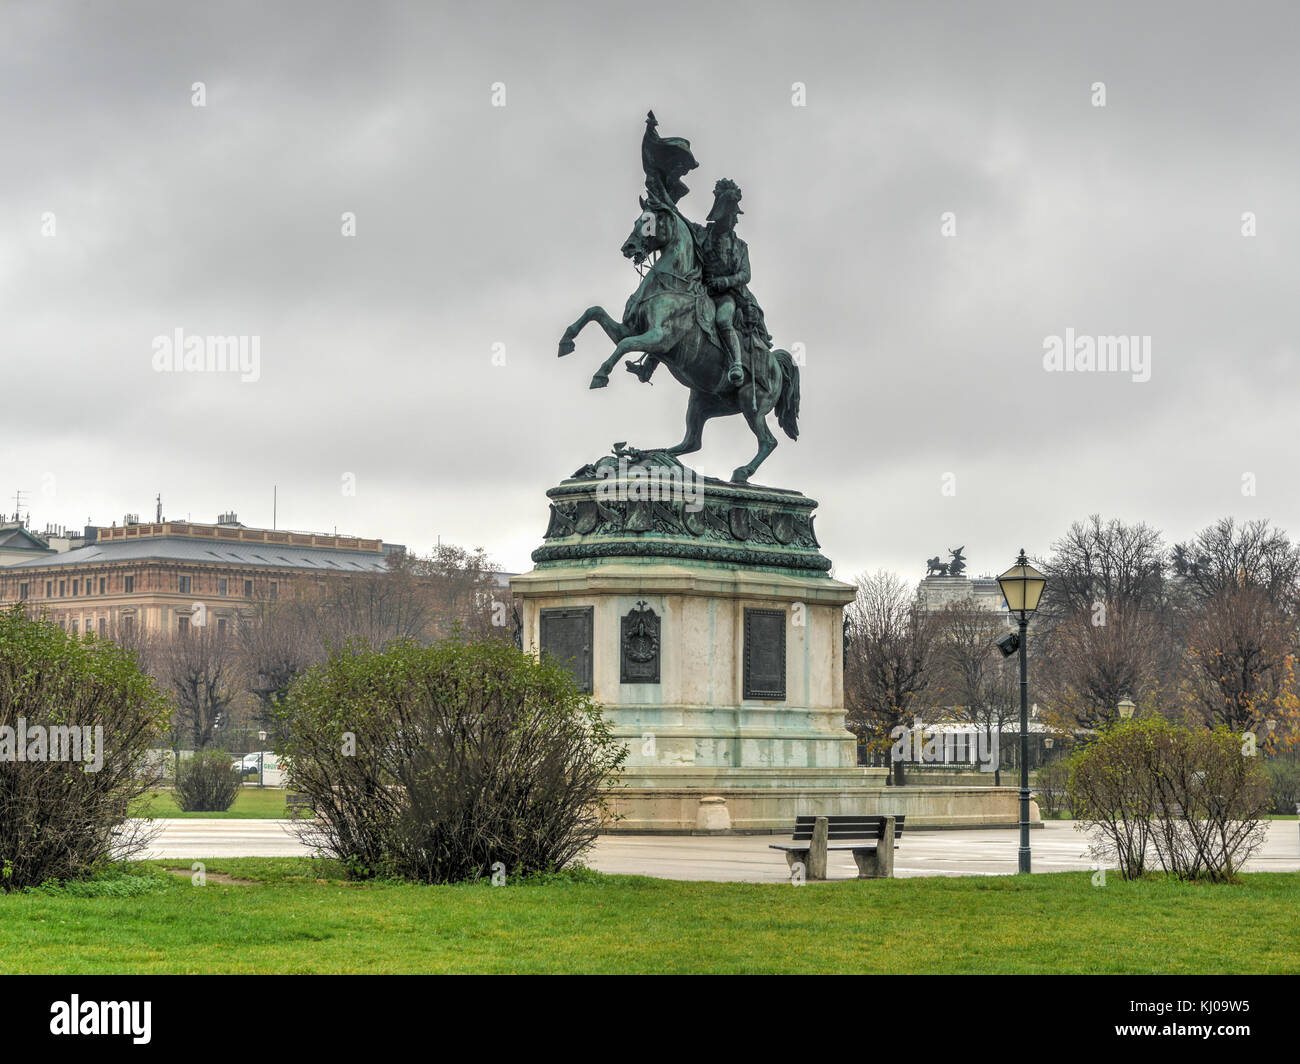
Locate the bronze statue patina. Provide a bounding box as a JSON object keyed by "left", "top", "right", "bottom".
{"left": 947, "top": 546, "right": 967, "bottom": 577}
{"left": 558, "top": 111, "right": 799, "bottom": 484}
{"left": 631, "top": 177, "right": 772, "bottom": 389}
{"left": 925, "top": 547, "right": 968, "bottom": 578}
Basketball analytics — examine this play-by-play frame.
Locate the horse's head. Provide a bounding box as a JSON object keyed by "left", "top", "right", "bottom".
{"left": 621, "top": 197, "right": 672, "bottom": 266}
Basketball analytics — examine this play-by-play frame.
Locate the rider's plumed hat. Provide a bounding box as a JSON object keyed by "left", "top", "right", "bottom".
{"left": 707, "top": 178, "right": 743, "bottom": 222}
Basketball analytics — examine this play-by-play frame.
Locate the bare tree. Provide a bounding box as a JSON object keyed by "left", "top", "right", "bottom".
{"left": 238, "top": 598, "right": 322, "bottom": 740}
{"left": 233, "top": 543, "right": 506, "bottom": 743}
{"left": 159, "top": 624, "right": 239, "bottom": 750}
{"left": 310, "top": 545, "right": 504, "bottom": 650}
{"left": 1039, "top": 515, "right": 1168, "bottom": 618}
{"left": 1036, "top": 516, "right": 1179, "bottom": 732}
{"left": 844, "top": 570, "right": 940, "bottom": 785}
{"left": 1179, "top": 585, "right": 1300, "bottom": 741}
{"left": 1173, "top": 517, "right": 1300, "bottom": 608}
{"left": 930, "top": 603, "right": 1017, "bottom": 784}
{"left": 104, "top": 615, "right": 158, "bottom": 675}
{"left": 398, "top": 544, "right": 505, "bottom": 641}
{"left": 1037, "top": 599, "right": 1174, "bottom": 731}
{"left": 1170, "top": 519, "right": 1300, "bottom": 748}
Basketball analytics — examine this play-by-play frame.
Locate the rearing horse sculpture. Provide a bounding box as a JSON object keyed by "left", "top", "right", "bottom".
{"left": 557, "top": 199, "right": 800, "bottom": 483}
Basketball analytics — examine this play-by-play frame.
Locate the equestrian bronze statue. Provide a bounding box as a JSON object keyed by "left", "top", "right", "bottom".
{"left": 557, "top": 111, "right": 800, "bottom": 484}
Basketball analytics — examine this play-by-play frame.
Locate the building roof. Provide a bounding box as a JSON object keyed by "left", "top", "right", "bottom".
{"left": 0, "top": 524, "right": 55, "bottom": 553}
{"left": 8, "top": 536, "right": 389, "bottom": 573}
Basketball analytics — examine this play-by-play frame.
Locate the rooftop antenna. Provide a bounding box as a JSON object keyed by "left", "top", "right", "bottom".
{"left": 156, "top": 493, "right": 162, "bottom": 523}
{"left": 13, "top": 488, "right": 27, "bottom": 523}
{"left": 273, "top": 485, "right": 277, "bottom": 530}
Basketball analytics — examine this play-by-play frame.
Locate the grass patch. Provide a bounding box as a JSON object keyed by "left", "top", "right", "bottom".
{"left": 0, "top": 859, "right": 1295, "bottom": 974}
{"left": 131, "top": 787, "right": 294, "bottom": 819}
{"left": 17, "top": 865, "right": 173, "bottom": 899}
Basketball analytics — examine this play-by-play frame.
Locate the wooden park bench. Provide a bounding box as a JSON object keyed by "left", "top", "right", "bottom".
{"left": 285, "top": 792, "right": 313, "bottom": 818}
{"left": 770, "top": 814, "right": 905, "bottom": 880}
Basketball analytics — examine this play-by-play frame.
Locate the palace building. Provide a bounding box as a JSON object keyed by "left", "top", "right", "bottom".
{"left": 0, "top": 515, "right": 393, "bottom": 637}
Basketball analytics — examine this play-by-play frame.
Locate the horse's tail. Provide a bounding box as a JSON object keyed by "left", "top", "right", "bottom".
{"left": 774, "top": 348, "right": 800, "bottom": 440}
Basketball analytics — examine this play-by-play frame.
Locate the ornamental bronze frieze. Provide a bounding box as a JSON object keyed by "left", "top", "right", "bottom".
{"left": 533, "top": 450, "right": 831, "bottom": 573}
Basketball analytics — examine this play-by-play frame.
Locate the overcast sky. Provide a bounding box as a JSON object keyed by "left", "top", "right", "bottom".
{"left": 2, "top": 1, "right": 1297, "bottom": 583}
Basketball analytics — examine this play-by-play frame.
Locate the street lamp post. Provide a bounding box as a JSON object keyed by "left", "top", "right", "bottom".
{"left": 998, "top": 549, "right": 1048, "bottom": 874}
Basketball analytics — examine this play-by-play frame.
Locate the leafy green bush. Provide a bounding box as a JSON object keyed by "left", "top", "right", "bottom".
{"left": 276, "top": 637, "right": 627, "bottom": 884}
{"left": 173, "top": 750, "right": 241, "bottom": 812}
{"left": 1068, "top": 717, "right": 1270, "bottom": 882}
{"left": 0, "top": 605, "right": 170, "bottom": 891}
{"left": 1263, "top": 757, "right": 1300, "bottom": 815}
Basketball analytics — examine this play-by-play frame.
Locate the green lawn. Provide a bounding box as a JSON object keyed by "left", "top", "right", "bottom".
{"left": 131, "top": 787, "right": 295, "bottom": 819}
{"left": 1, "top": 860, "right": 1296, "bottom": 974}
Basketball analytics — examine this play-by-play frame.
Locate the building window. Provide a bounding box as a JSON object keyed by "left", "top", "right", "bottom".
{"left": 19, "top": 583, "right": 29, "bottom": 600}
{"left": 244, "top": 580, "right": 253, "bottom": 597}
{"left": 178, "top": 575, "right": 192, "bottom": 594}
{"left": 59, "top": 580, "right": 65, "bottom": 597}
{"left": 269, "top": 581, "right": 278, "bottom": 599}
{"left": 217, "top": 617, "right": 228, "bottom": 636}
{"left": 98, "top": 618, "right": 106, "bottom": 636}
{"left": 218, "top": 578, "right": 228, "bottom": 596}
{"left": 71, "top": 579, "right": 79, "bottom": 596}
{"left": 178, "top": 615, "right": 190, "bottom": 635}
{"left": 46, "top": 581, "right": 53, "bottom": 597}
{"left": 71, "top": 619, "right": 78, "bottom": 634}
{"left": 99, "top": 578, "right": 106, "bottom": 595}
{"left": 124, "top": 575, "right": 135, "bottom": 594}
{"left": 122, "top": 616, "right": 135, "bottom": 635}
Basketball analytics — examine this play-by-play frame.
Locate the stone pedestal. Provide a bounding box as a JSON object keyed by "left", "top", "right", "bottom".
{"left": 510, "top": 452, "right": 882, "bottom": 832}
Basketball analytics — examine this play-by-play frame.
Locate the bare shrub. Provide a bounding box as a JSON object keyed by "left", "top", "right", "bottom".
{"left": 1069, "top": 717, "right": 1270, "bottom": 882}
{"left": 173, "top": 750, "right": 240, "bottom": 812}
{"left": 1034, "top": 760, "right": 1072, "bottom": 818}
{"left": 276, "top": 638, "right": 627, "bottom": 883}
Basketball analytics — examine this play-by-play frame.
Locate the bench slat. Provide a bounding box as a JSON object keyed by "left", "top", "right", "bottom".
{"left": 788, "top": 814, "right": 905, "bottom": 841}
{"left": 770, "top": 843, "right": 901, "bottom": 852}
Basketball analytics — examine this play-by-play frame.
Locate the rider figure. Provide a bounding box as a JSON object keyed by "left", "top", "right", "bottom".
{"left": 629, "top": 178, "right": 770, "bottom": 389}
{"left": 699, "top": 179, "right": 750, "bottom": 387}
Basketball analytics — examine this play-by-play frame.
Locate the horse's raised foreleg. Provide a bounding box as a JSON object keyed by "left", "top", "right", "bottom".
{"left": 732, "top": 407, "right": 778, "bottom": 483}
{"left": 590, "top": 326, "right": 666, "bottom": 389}
{"left": 558, "top": 306, "right": 626, "bottom": 356}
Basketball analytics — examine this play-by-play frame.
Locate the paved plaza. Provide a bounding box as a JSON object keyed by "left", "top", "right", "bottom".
{"left": 140, "top": 819, "right": 1300, "bottom": 882}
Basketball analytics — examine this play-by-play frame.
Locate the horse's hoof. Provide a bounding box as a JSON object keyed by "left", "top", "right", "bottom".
{"left": 558, "top": 338, "right": 575, "bottom": 357}
{"left": 731, "top": 469, "right": 750, "bottom": 483}
{"left": 589, "top": 373, "right": 609, "bottom": 389}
